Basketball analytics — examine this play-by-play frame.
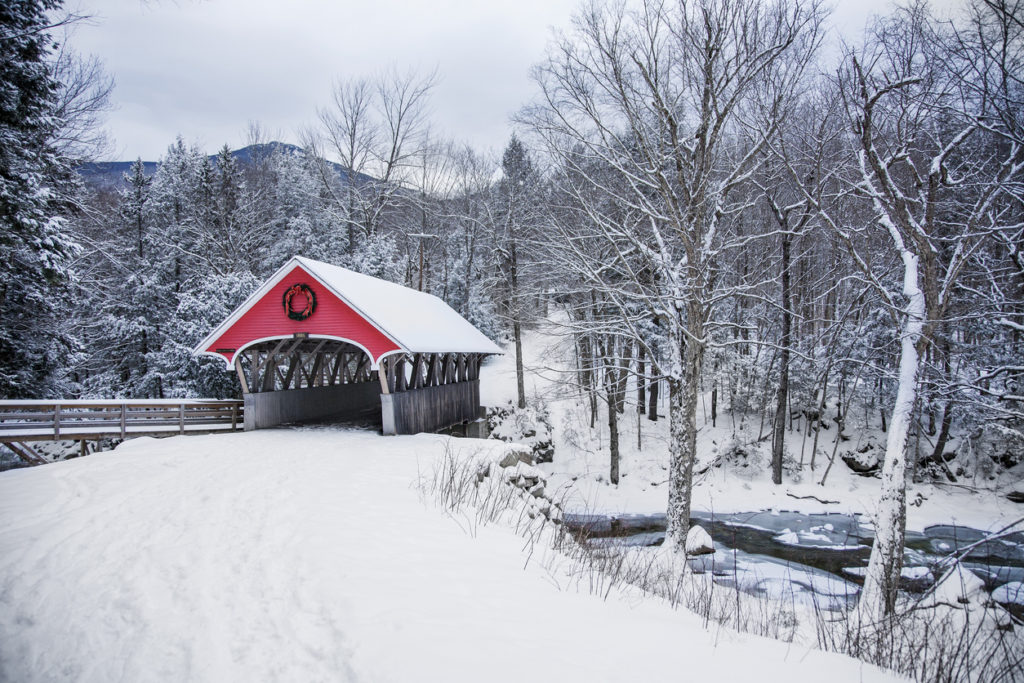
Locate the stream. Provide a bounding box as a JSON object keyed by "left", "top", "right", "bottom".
{"left": 563, "top": 510, "right": 1024, "bottom": 611}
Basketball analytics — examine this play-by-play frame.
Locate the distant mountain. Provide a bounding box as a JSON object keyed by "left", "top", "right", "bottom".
{"left": 75, "top": 142, "right": 372, "bottom": 190}
{"left": 76, "top": 159, "right": 158, "bottom": 189}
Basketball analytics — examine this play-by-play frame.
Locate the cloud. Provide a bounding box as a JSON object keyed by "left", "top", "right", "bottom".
{"left": 70, "top": 0, "right": 578, "bottom": 160}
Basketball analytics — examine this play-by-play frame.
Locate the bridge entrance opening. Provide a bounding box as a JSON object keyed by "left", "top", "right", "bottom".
{"left": 235, "top": 338, "right": 382, "bottom": 430}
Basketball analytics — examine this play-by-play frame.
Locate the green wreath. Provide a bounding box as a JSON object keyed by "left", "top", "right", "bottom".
{"left": 282, "top": 283, "right": 317, "bottom": 321}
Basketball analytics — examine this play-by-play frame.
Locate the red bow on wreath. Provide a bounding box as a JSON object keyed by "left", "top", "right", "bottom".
{"left": 283, "top": 283, "right": 317, "bottom": 321}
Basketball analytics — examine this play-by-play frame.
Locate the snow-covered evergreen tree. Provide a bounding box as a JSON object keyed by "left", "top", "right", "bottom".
{"left": 155, "top": 271, "right": 261, "bottom": 398}
{"left": 493, "top": 135, "right": 542, "bottom": 409}
{"left": 0, "top": 0, "right": 80, "bottom": 398}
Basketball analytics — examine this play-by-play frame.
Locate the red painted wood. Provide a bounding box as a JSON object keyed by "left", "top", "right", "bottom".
{"left": 205, "top": 265, "right": 400, "bottom": 365}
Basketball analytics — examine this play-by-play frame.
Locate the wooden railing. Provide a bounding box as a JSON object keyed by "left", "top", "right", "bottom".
{"left": 0, "top": 399, "right": 243, "bottom": 444}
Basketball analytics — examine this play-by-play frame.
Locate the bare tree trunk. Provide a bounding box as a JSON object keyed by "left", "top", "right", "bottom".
{"left": 772, "top": 232, "right": 792, "bottom": 485}
{"left": 930, "top": 339, "right": 953, "bottom": 467}
{"left": 514, "top": 318, "right": 526, "bottom": 409}
{"left": 665, "top": 323, "right": 704, "bottom": 552}
{"left": 648, "top": 376, "right": 658, "bottom": 421}
{"left": 511, "top": 240, "right": 526, "bottom": 409}
{"left": 710, "top": 382, "right": 717, "bottom": 428}
{"left": 637, "top": 344, "right": 646, "bottom": 414}
{"left": 608, "top": 388, "right": 620, "bottom": 485}
{"left": 858, "top": 255, "right": 925, "bottom": 622}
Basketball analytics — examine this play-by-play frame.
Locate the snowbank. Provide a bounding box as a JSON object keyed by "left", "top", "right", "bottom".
{"left": 0, "top": 428, "right": 898, "bottom": 682}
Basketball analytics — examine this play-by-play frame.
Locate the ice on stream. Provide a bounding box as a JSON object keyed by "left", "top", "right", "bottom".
{"left": 688, "top": 547, "right": 859, "bottom": 610}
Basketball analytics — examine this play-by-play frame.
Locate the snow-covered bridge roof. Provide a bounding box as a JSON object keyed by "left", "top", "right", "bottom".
{"left": 194, "top": 255, "right": 502, "bottom": 369}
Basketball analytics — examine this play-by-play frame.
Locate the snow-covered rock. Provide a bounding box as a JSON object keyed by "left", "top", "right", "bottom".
{"left": 841, "top": 444, "right": 881, "bottom": 476}
{"left": 497, "top": 446, "right": 534, "bottom": 468}
{"left": 685, "top": 524, "right": 714, "bottom": 556}
{"left": 500, "top": 461, "right": 546, "bottom": 485}
{"left": 774, "top": 529, "right": 800, "bottom": 546}
{"left": 841, "top": 565, "right": 935, "bottom": 591}
{"left": 487, "top": 403, "right": 555, "bottom": 463}
{"left": 970, "top": 421, "right": 1024, "bottom": 469}
{"left": 928, "top": 565, "right": 987, "bottom": 607}
{"left": 991, "top": 581, "right": 1024, "bottom": 606}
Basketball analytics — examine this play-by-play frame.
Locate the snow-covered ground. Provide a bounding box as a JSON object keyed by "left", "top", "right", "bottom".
{"left": 1, "top": 320, "right": 1017, "bottom": 681}
{"left": 480, "top": 324, "right": 1022, "bottom": 536}
{"left": 0, "top": 428, "right": 898, "bottom": 682}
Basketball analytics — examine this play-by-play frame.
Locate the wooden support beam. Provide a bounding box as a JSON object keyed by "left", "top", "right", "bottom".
{"left": 425, "top": 353, "right": 437, "bottom": 387}
{"left": 7, "top": 441, "right": 46, "bottom": 465}
{"left": 258, "top": 340, "right": 289, "bottom": 392}
{"left": 272, "top": 361, "right": 288, "bottom": 391}
{"left": 247, "top": 350, "right": 259, "bottom": 391}
{"left": 410, "top": 354, "right": 423, "bottom": 389}
{"left": 283, "top": 352, "right": 300, "bottom": 389}
{"left": 255, "top": 339, "right": 288, "bottom": 376}
{"left": 444, "top": 354, "right": 455, "bottom": 385}
{"left": 307, "top": 340, "right": 328, "bottom": 387}
{"left": 234, "top": 356, "right": 250, "bottom": 394}
{"left": 396, "top": 356, "right": 408, "bottom": 392}
{"left": 377, "top": 359, "right": 391, "bottom": 395}
{"left": 330, "top": 351, "right": 344, "bottom": 385}
{"left": 338, "top": 352, "right": 348, "bottom": 384}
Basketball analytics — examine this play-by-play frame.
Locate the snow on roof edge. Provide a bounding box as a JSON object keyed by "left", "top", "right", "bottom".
{"left": 192, "top": 256, "right": 503, "bottom": 360}
{"left": 295, "top": 256, "right": 504, "bottom": 356}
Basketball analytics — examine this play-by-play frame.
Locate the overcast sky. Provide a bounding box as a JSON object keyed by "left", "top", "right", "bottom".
{"left": 66, "top": 0, "right": 959, "bottom": 162}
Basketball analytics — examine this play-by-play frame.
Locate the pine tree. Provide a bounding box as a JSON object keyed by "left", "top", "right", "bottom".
{"left": 0, "top": 0, "right": 80, "bottom": 397}
{"left": 121, "top": 158, "right": 151, "bottom": 259}
{"left": 495, "top": 135, "right": 540, "bottom": 410}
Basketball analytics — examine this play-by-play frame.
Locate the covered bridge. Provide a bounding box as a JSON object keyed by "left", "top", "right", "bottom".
{"left": 194, "top": 256, "right": 502, "bottom": 434}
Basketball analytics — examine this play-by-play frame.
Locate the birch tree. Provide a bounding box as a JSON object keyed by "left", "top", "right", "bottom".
{"left": 777, "top": 2, "right": 1024, "bottom": 620}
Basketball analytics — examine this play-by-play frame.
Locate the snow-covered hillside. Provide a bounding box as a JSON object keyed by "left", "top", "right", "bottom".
{"left": 0, "top": 428, "right": 897, "bottom": 682}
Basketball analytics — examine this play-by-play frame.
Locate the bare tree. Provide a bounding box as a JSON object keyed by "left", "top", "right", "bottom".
{"left": 305, "top": 68, "right": 437, "bottom": 254}
{"left": 523, "top": 0, "right": 825, "bottom": 550}
{"left": 49, "top": 41, "right": 114, "bottom": 163}
{"left": 775, "top": 1, "right": 1024, "bottom": 620}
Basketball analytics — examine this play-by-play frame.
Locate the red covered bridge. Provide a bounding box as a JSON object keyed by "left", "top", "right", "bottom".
{"left": 194, "top": 256, "right": 502, "bottom": 434}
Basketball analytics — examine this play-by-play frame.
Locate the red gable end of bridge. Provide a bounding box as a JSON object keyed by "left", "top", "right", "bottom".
{"left": 204, "top": 265, "right": 401, "bottom": 366}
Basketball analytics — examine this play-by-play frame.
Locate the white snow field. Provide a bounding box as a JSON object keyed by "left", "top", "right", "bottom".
{"left": 0, "top": 428, "right": 898, "bottom": 682}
